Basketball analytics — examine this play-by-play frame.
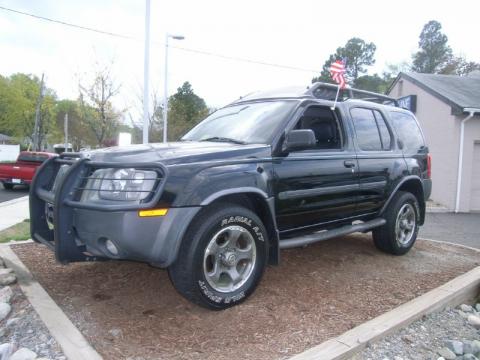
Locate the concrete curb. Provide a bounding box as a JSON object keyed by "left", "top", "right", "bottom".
{"left": 0, "top": 196, "right": 29, "bottom": 208}
{"left": 419, "top": 237, "right": 480, "bottom": 253}
{"left": 0, "top": 246, "right": 103, "bottom": 360}
{"left": 289, "top": 265, "right": 480, "bottom": 360}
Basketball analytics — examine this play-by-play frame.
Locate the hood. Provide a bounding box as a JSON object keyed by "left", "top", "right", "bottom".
{"left": 83, "top": 141, "right": 271, "bottom": 165}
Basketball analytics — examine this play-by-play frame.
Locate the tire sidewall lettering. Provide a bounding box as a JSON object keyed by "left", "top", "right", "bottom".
{"left": 198, "top": 214, "right": 265, "bottom": 305}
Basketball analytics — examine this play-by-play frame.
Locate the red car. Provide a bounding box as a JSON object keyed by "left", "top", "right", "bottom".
{"left": 0, "top": 151, "right": 57, "bottom": 190}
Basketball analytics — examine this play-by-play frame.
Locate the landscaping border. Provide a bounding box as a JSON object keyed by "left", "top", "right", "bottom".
{"left": 289, "top": 251, "right": 480, "bottom": 360}
{"left": 0, "top": 245, "right": 102, "bottom": 360}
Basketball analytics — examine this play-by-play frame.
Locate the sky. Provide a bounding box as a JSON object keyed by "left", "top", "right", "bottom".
{"left": 1, "top": 0, "right": 479, "bottom": 124}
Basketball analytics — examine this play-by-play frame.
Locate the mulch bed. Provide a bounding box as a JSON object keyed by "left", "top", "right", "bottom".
{"left": 12, "top": 235, "right": 480, "bottom": 360}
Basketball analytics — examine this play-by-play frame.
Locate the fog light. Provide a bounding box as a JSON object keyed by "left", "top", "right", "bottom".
{"left": 105, "top": 239, "right": 119, "bottom": 256}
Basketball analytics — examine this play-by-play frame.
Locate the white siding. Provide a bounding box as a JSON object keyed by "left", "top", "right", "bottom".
{"left": 389, "top": 78, "right": 460, "bottom": 210}
{"left": 471, "top": 142, "right": 480, "bottom": 211}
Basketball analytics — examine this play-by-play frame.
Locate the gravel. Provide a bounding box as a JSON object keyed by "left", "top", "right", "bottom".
{"left": 351, "top": 302, "right": 480, "bottom": 360}
{"left": 0, "top": 257, "right": 66, "bottom": 360}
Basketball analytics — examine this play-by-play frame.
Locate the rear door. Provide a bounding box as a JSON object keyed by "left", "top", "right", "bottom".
{"left": 273, "top": 105, "right": 360, "bottom": 235}
{"left": 349, "top": 107, "right": 405, "bottom": 214}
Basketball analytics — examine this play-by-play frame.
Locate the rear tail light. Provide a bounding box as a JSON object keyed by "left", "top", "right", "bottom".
{"left": 427, "top": 153, "right": 432, "bottom": 178}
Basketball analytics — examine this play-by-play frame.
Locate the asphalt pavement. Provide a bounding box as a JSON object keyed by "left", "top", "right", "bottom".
{"left": 420, "top": 212, "right": 480, "bottom": 249}
{"left": 0, "top": 183, "right": 29, "bottom": 203}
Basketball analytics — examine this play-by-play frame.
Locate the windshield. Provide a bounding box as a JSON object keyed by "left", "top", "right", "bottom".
{"left": 182, "top": 100, "right": 298, "bottom": 144}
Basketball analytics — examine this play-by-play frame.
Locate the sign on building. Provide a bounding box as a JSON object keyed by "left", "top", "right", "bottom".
{"left": 397, "top": 95, "right": 417, "bottom": 113}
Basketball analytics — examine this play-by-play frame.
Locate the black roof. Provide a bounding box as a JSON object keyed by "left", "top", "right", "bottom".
{"left": 388, "top": 72, "right": 480, "bottom": 112}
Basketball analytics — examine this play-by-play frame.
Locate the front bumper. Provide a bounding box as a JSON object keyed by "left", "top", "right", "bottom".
{"left": 30, "top": 154, "right": 200, "bottom": 267}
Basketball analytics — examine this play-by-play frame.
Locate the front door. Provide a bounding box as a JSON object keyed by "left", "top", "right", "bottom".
{"left": 273, "top": 105, "right": 359, "bottom": 235}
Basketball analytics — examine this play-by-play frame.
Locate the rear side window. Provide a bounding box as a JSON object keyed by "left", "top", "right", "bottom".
{"left": 18, "top": 153, "right": 48, "bottom": 163}
{"left": 350, "top": 108, "right": 391, "bottom": 151}
{"left": 373, "top": 110, "right": 392, "bottom": 150}
{"left": 389, "top": 112, "right": 424, "bottom": 152}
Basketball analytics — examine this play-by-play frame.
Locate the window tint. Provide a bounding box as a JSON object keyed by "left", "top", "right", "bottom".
{"left": 18, "top": 153, "right": 48, "bottom": 163}
{"left": 350, "top": 108, "right": 382, "bottom": 151}
{"left": 373, "top": 110, "right": 392, "bottom": 150}
{"left": 294, "top": 107, "right": 342, "bottom": 150}
{"left": 389, "top": 111, "right": 424, "bottom": 152}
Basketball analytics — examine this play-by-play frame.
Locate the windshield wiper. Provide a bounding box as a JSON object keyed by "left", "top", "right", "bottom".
{"left": 200, "top": 137, "right": 247, "bottom": 145}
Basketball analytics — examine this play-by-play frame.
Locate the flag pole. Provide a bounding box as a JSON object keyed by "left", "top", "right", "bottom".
{"left": 330, "top": 84, "right": 341, "bottom": 111}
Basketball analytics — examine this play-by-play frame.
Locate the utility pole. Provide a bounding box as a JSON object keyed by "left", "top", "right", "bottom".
{"left": 142, "top": 0, "right": 151, "bottom": 144}
{"left": 64, "top": 113, "right": 69, "bottom": 153}
{"left": 163, "top": 34, "right": 184, "bottom": 143}
{"left": 33, "top": 73, "right": 44, "bottom": 151}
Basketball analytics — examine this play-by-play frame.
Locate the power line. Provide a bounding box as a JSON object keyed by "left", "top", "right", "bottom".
{"left": 0, "top": 5, "right": 319, "bottom": 74}
{"left": 0, "top": 5, "right": 134, "bottom": 40}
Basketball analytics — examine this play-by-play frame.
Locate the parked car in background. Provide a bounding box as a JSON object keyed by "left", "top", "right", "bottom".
{"left": 30, "top": 83, "right": 431, "bottom": 310}
{"left": 0, "top": 151, "right": 57, "bottom": 190}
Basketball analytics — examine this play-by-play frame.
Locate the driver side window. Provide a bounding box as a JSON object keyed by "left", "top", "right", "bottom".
{"left": 294, "top": 106, "right": 343, "bottom": 150}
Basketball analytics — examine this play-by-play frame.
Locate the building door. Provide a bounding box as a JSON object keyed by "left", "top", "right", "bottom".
{"left": 470, "top": 142, "right": 480, "bottom": 211}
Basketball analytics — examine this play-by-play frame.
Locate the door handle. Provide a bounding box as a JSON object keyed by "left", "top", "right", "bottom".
{"left": 344, "top": 160, "right": 356, "bottom": 168}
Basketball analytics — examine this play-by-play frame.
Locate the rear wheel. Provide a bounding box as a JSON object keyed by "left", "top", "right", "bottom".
{"left": 373, "top": 191, "right": 420, "bottom": 255}
{"left": 168, "top": 203, "right": 268, "bottom": 310}
{"left": 2, "top": 183, "right": 14, "bottom": 190}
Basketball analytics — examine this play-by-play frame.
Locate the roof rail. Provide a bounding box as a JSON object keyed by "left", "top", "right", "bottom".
{"left": 307, "top": 82, "right": 399, "bottom": 107}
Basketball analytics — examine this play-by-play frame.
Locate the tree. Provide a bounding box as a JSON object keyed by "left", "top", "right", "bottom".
{"left": 128, "top": 90, "right": 165, "bottom": 143}
{"left": 167, "top": 82, "right": 209, "bottom": 141}
{"left": 78, "top": 64, "right": 122, "bottom": 147}
{"left": 55, "top": 100, "right": 97, "bottom": 151}
{"left": 312, "top": 38, "right": 376, "bottom": 84}
{"left": 354, "top": 74, "right": 388, "bottom": 93}
{"left": 0, "top": 73, "right": 58, "bottom": 148}
{"left": 412, "top": 20, "right": 453, "bottom": 73}
{"left": 440, "top": 55, "right": 480, "bottom": 76}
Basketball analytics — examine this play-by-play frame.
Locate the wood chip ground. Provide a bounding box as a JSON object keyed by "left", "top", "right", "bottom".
{"left": 12, "top": 235, "right": 480, "bottom": 360}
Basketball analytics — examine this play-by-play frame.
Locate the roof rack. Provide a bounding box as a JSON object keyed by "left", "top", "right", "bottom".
{"left": 307, "top": 82, "right": 399, "bottom": 107}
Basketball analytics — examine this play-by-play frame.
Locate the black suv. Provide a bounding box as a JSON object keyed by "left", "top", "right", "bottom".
{"left": 30, "top": 83, "right": 432, "bottom": 310}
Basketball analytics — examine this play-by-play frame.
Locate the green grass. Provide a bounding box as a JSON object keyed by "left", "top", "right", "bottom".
{"left": 0, "top": 219, "right": 31, "bottom": 243}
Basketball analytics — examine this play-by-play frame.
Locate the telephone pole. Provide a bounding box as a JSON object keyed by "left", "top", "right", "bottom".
{"left": 64, "top": 113, "right": 69, "bottom": 152}
{"left": 32, "top": 73, "right": 45, "bottom": 151}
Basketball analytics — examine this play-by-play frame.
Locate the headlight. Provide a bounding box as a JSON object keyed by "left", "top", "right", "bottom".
{"left": 81, "top": 168, "right": 158, "bottom": 203}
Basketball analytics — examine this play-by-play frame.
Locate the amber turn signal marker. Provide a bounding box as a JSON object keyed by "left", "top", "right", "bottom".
{"left": 138, "top": 208, "right": 169, "bottom": 217}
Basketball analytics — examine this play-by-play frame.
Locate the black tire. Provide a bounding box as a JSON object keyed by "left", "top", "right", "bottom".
{"left": 168, "top": 203, "right": 268, "bottom": 310}
{"left": 2, "top": 183, "right": 14, "bottom": 190}
{"left": 372, "top": 191, "right": 420, "bottom": 255}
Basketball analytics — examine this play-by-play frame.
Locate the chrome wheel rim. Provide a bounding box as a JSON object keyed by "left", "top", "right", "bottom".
{"left": 203, "top": 225, "right": 257, "bottom": 293}
{"left": 395, "top": 203, "right": 416, "bottom": 246}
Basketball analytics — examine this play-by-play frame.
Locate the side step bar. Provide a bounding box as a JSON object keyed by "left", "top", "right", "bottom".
{"left": 279, "top": 218, "right": 386, "bottom": 249}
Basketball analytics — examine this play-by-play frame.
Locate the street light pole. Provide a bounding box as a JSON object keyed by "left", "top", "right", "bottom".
{"left": 142, "top": 0, "right": 151, "bottom": 145}
{"left": 163, "top": 34, "right": 184, "bottom": 143}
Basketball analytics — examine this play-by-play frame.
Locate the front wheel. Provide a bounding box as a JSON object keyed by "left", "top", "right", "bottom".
{"left": 373, "top": 191, "right": 420, "bottom": 255}
{"left": 168, "top": 204, "right": 268, "bottom": 310}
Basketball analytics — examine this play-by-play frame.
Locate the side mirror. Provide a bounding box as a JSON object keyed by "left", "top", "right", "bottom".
{"left": 284, "top": 129, "right": 316, "bottom": 151}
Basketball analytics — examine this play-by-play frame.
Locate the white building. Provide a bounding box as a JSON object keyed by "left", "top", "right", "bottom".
{"left": 388, "top": 72, "right": 480, "bottom": 212}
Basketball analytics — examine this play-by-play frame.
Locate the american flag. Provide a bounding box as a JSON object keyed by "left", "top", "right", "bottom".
{"left": 329, "top": 59, "right": 347, "bottom": 88}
